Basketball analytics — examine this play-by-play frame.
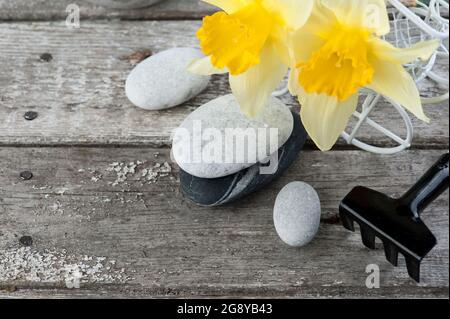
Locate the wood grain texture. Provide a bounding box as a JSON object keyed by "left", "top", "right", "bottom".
{"left": 0, "top": 148, "right": 448, "bottom": 298}
{"left": 0, "top": 0, "right": 428, "bottom": 21}
{"left": 0, "top": 21, "right": 448, "bottom": 148}
{"left": 0, "top": 0, "right": 448, "bottom": 300}
{"left": 0, "top": 0, "right": 213, "bottom": 21}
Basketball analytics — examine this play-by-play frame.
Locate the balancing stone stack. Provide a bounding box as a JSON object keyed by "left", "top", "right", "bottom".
{"left": 172, "top": 94, "right": 308, "bottom": 206}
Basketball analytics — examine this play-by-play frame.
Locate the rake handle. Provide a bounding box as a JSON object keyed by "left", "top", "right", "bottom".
{"left": 401, "top": 153, "right": 449, "bottom": 217}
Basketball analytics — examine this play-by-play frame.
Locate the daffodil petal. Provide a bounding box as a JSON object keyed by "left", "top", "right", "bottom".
{"left": 230, "top": 43, "right": 287, "bottom": 117}
{"left": 322, "top": 0, "right": 390, "bottom": 35}
{"left": 188, "top": 56, "right": 227, "bottom": 75}
{"left": 290, "top": 27, "right": 326, "bottom": 64}
{"left": 202, "top": 0, "right": 249, "bottom": 13}
{"left": 272, "top": 36, "right": 291, "bottom": 66}
{"left": 288, "top": 1, "right": 334, "bottom": 64}
{"left": 288, "top": 68, "right": 300, "bottom": 96}
{"left": 263, "top": 0, "right": 314, "bottom": 30}
{"left": 299, "top": 90, "right": 359, "bottom": 151}
{"left": 368, "top": 60, "right": 430, "bottom": 122}
{"left": 297, "top": 0, "right": 336, "bottom": 35}
{"left": 367, "top": 0, "right": 390, "bottom": 35}
{"left": 370, "top": 38, "right": 441, "bottom": 64}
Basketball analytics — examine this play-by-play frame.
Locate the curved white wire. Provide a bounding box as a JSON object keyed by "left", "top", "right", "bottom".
{"left": 389, "top": 0, "right": 449, "bottom": 39}
{"left": 391, "top": 0, "right": 449, "bottom": 105}
{"left": 422, "top": 92, "right": 450, "bottom": 104}
{"left": 341, "top": 94, "right": 414, "bottom": 155}
{"left": 429, "top": 0, "right": 449, "bottom": 25}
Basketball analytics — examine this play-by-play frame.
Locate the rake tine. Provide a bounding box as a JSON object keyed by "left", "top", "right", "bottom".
{"left": 405, "top": 257, "right": 421, "bottom": 283}
{"left": 360, "top": 225, "right": 376, "bottom": 250}
{"left": 340, "top": 212, "right": 355, "bottom": 232}
{"left": 383, "top": 242, "right": 399, "bottom": 267}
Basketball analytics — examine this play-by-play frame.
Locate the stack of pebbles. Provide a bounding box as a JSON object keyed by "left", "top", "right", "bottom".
{"left": 172, "top": 94, "right": 308, "bottom": 206}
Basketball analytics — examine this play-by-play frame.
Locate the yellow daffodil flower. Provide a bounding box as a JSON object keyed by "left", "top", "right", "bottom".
{"left": 289, "top": 0, "right": 440, "bottom": 151}
{"left": 189, "top": 0, "right": 314, "bottom": 116}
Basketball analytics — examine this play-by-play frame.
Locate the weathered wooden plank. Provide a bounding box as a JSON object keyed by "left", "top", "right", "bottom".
{"left": 0, "top": 0, "right": 429, "bottom": 21}
{"left": 0, "top": 147, "right": 448, "bottom": 298}
{"left": 0, "top": 21, "right": 448, "bottom": 148}
{"left": 0, "top": 0, "right": 213, "bottom": 21}
{"left": 1, "top": 286, "right": 448, "bottom": 299}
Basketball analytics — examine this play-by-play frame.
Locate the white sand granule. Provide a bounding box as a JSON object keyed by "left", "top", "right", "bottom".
{"left": 0, "top": 247, "right": 131, "bottom": 286}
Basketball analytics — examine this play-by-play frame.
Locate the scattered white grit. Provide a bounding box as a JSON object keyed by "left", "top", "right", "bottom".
{"left": 87, "top": 168, "right": 103, "bottom": 183}
{"left": 107, "top": 160, "right": 172, "bottom": 186}
{"left": 56, "top": 187, "right": 69, "bottom": 195}
{"left": 0, "top": 247, "right": 131, "bottom": 285}
{"left": 141, "top": 162, "right": 172, "bottom": 183}
{"left": 51, "top": 200, "right": 64, "bottom": 215}
{"left": 32, "top": 185, "right": 52, "bottom": 190}
{"left": 107, "top": 161, "right": 142, "bottom": 186}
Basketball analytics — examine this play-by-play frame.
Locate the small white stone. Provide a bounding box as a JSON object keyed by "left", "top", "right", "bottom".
{"left": 126, "top": 47, "right": 210, "bottom": 110}
{"left": 172, "top": 94, "right": 294, "bottom": 179}
{"left": 86, "top": 0, "right": 164, "bottom": 9}
{"left": 274, "top": 182, "right": 321, "bottom": 247}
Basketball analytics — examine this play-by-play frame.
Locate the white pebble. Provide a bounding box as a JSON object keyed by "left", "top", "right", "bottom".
{"left": 126, "top": 47, "right": 210, "bottom": 111}
{"left": 274, "top": 182, "right": 321, "bottom": 247}
{"left": 172, "top": 94, "right": 293, "bottom": 178}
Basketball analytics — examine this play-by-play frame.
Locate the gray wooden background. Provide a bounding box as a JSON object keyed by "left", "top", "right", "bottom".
{"left": 0, "top": 0, "right": 448, "bottom": 298}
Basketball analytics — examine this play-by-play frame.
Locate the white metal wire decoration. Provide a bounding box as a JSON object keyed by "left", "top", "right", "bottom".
{"left": 341, "top": 0, "right": 449, "bottom": 155}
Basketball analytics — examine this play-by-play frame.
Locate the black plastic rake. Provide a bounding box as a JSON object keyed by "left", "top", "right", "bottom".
{"left": 339, "top": 153, "right": 449, "bottom": 282}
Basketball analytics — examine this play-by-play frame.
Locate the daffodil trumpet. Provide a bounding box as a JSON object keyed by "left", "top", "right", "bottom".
{"left": 188, "top": 0, "right": 314, "bottom": 117}
{"left": 288, "top": 0, "right": 440, "bottom": 151}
